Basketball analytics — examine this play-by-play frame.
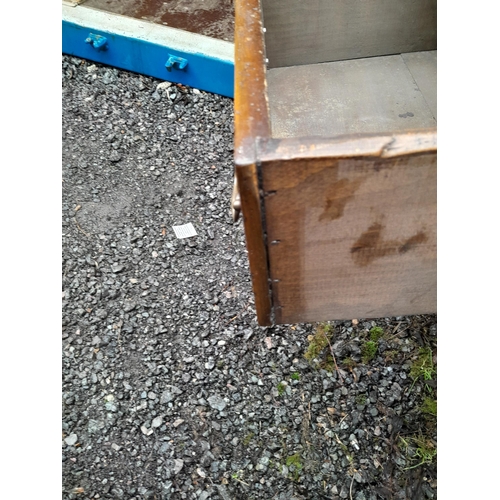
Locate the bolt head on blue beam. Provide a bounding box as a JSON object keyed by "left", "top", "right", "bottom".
{"left": 85, "top": 33, "right": 108, "bottom": 50}
{"left": 165, "top": 55, "right": 188, "bottom": 72}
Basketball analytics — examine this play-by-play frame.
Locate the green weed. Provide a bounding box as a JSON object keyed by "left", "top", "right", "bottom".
{"left": 304, "top": 323, "right": 332, "bottom": 362}
{"left": 369, "top": 326, "right": 384, "bottom": 341}
{"left": 285, "top": 452, "right": 303, "bottom": 481}
{"left": 421, "top": 397, "right": 437, "bottom": 417}
{"left": 304, "top": 323, "right": 337, "bottom": 372}
{"left": 361, "top": 340, "right": 378, "bottom": 363}
{"left": 410, "top": 347, "right": 436, "bottom": 383}
{"left": 383, "top": 350, "right": 399, "bottom": 363}
{"left": 356, "top": 394, "right": 367, "bottom": 405}
{"left": 400, "top": 434, "right": 437, "bottom": 470}
{"left": 243, "top": 432, "right": 255, "bottom": 446}
{"left": 342, "top": 357, "right": 356, "bottom": 369}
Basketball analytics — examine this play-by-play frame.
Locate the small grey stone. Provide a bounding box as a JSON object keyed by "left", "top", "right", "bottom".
{"left": 340, "top": 484, "right": 349, "bottom": 498}
{"left": 109, "top": 151, "right": 122, "bottom": 163}
{"left": 123, "top": 301, "right": 136, "bottom": 312}
{"left": 102, "top": 71, "right": 115, "bottom": 84}
{"left": 160, "top": 386, "right": 182, "bottom": 404}
{"left": 111, "top": 488, "right": 124, "bottom": 498}
{"left": 141, "top": 425, "right": 153, "bottom": 436}
{"left": 88, "top": 419, "right": 104, "bottom": 434}
{"left": 215, "top": 485, "right": 231, "bottom": 500}
{"left": 152, "top": 416, "right": 163, "bottom": 428}
{"left": 162, "top": 481, "right": 173, "bottom": 493}
{"left": 422, "top": 483, "right": 435, "bottom": 499}
{"left": 172, "top": 458, "right": 184, "bottom": 474}
{"left": 64, "top": 434, "right": 78, "bottom": 446}
{"left": 104, "top": 402, "right": 117, "bottom": 412}
{"left": 96, "top": 309, "right": 107, "bottom": 319}
{"left": 157, "top": 81, "right": 172, "bottom": 90}
{"left": 208, "top": 395, "right": 227, "bottom": 411}
{"left": 354, "top": 471, "right": 363, "bottom": 483}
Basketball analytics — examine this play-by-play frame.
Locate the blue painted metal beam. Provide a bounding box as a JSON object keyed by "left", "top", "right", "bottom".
{"left": 62, "top": 5, "right": 235, "bottom": 98}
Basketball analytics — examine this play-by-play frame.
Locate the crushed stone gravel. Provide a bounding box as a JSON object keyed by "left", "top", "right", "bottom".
{"left": 62, "top": 55, "right": 437, "bottom": 500}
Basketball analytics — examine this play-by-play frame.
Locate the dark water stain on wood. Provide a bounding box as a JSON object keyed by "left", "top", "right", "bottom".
{"left": 351, "top": 223, "right": 428, "bottom": 266}
{"left": 399, "top": 232, "right": 428, "bottom": 253}
{"left": 351, "top": 223, "right": 394, "bottom": 266}
{"left": 319, "top": 177, "right": 363, "bottom": 222}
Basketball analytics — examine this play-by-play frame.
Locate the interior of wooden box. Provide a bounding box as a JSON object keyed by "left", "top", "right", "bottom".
{"left": 262, "top": 0, "right": 437, "bottom": 139}
{"left": 266, "top": 50, "right": 437, "bottom": 139}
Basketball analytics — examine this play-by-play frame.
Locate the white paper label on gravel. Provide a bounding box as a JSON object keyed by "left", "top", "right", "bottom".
{"left": 172, "top": 223, "right": 197, "bottom": 239}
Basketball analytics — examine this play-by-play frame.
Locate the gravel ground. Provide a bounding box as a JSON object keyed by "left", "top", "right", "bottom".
{"left": 62, "top": 55, "right": 437, "bottom": 500}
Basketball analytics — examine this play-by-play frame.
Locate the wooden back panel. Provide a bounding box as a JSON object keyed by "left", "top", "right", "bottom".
{"left": 262, "top": 0, "right": 437, "bottom": 68}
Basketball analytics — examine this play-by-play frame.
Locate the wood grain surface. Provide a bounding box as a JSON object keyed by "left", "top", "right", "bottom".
{"left": 234, "top": 0, "right": 272, "bottom": 324}
{"left": 261, "top": 153, "right": 437, "bottom": 324}
{"left": 257, "top": 130, "right": 437, "bottom": 163}
{"left": 234, "top": 0, "right": 270, "bottom": 164}
{"left": 262, "top": 0, "right": 437, "bottom": 68}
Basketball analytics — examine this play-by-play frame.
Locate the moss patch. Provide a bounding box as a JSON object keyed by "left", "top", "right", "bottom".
{"left": 361, "top": 340, "right": 378, "bottom": 363}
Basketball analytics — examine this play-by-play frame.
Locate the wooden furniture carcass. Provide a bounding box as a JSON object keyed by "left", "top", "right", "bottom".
{"left": 234, "top": 0, "right": 437, "bottom": 326}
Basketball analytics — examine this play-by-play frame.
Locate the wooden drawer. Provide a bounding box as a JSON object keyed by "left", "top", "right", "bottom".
{"left": 234, "top": 0, "right": 437, "bottom": 326}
